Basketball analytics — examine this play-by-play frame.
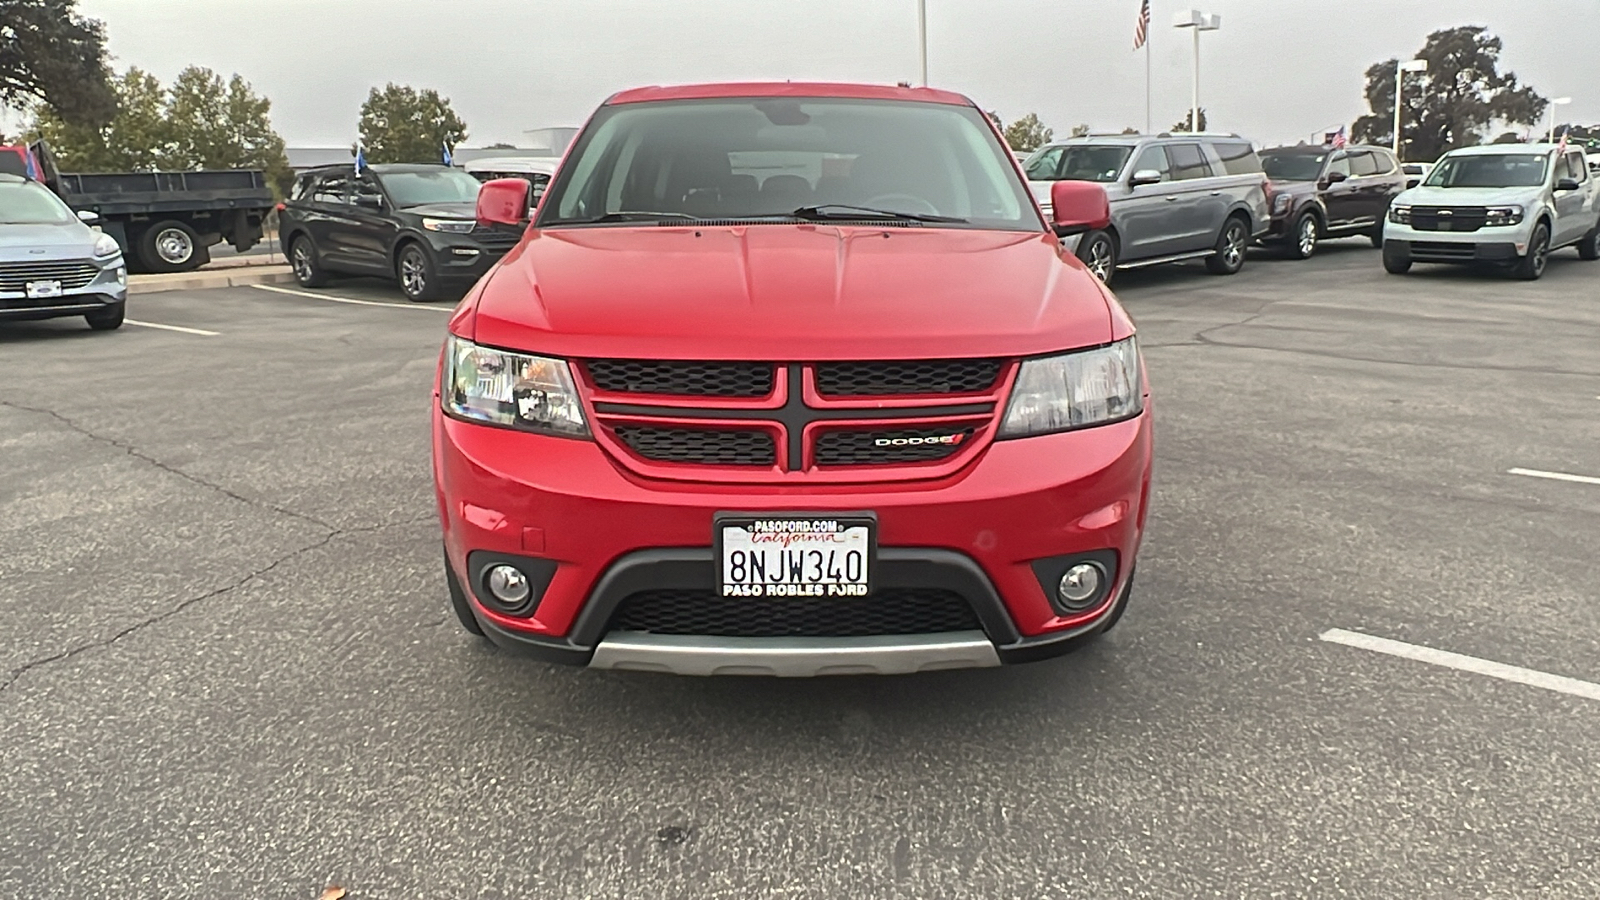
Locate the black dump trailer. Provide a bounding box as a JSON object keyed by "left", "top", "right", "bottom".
{"left": 28, "top": 141, "right": 275, "bottom": 274}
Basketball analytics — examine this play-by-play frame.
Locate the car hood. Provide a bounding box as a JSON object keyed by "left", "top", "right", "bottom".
{"left": 0, "top": 221, "right": 98, "bottom": 262}
{"left": 400, "top": 202, "right": 478, "bottom": 219}
{"left": 1396, "top": 185, "right": 1542, "bottom": 206}
{"left": 469, "top": 226, "right": 1116, "bottom": 360}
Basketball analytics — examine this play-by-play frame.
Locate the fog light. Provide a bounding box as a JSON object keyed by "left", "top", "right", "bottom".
{"left": 1057, "top": 563, "right": 1105, "bottom": 609}
{"left": 486, "top": 564, "right": 530, "bottom": 605}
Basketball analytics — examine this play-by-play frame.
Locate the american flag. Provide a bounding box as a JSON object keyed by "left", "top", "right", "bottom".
{"left": 1133, "top": 0, "right": 1151, "bottom": 50}
{"left": 1557, "top": 130, "right": 1569, "bottom": 153}
{"left": 1330, "top": 126, "right": 1348, "bottom": 149}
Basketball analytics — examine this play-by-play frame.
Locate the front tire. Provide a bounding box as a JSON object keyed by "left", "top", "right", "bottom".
{"left": 1578, "top": 222, "right": 1600, "bottom": 261}
{"left": 1205, "top": 216, "right": 1249, "bottom": 275}
{"left": 397, "top": 243, "right": 443, "bottom": 302}
{"left": 1382, "top": 241, "right": 1412, "bottom": 274}
{"left": 1076, "top": 230, "right": 1117, "bottom": 284}
{"left": 1514, "top": 222, "right": 1550, "bottom": 281}
{"left": 1286, "top": 211, "right": 1319, "bottom": 260}
{"left": 290, "top": 235, "right": 330, "bottom": 287}
{"left": 85, "top": 302, "right": 125, "bottom": 331}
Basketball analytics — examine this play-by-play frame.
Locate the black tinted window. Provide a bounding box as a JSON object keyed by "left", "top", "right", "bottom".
{"left": 1209, "top": 141, "right": 1261, "bottom": 175}
{"left": 352, "top": 176, "right": 385, "bottom": 206}
{"left": 0, "top": 151, "right": 28, "bottom": 178}
{"left": 1261, "top": 152, "right": 1326, "bottom": 181}
{"left": 1347, "top": 152, "right": 1380, "bottom": 176}
{"left": 312, "top": 173, "right": 350, "bottom": 205}
{"left": 1167, "top": 143, "right": 1212, "bottom": 180}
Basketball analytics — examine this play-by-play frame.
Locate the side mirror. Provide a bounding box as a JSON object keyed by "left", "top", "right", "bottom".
{"left": 1556, "top": 177, "right": 1581, "bottom": 192}
{"left": 1128, "top": 169, "right": 1164, "bottom": 188}
{"left": 1323, "top": 171, "right": 1349, "bottom": 186}
{"left": 1406, "top": 178, "right": 1421, "bottom": 189}
{"left": 477, "top": 177, "right": 531, "bottom": 226}
{"left": 1050, "top": 180, "right": 1111, "bottom": 239}
{"left": 75, "top": 209, "right": 100, "bottom": 224}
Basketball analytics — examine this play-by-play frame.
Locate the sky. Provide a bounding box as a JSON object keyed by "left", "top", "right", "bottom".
{"left": 33, "top": 0, "right": 1600, "bottom": 149}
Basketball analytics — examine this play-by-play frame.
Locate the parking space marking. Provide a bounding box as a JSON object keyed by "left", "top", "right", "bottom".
{"left": 124, "top": 319, "right": 220, "bottom": 336}
{"left": 1508, "top": 467, "right": 1600, "bottom": 487}
{"left": 1320, "top": 628, "right": 1600, "bottom": 702}
{"left": 250, "top": 283, "right": 452, "bottom": 312}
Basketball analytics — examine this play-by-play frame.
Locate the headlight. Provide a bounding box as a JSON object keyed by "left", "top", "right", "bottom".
{"left": 422, "top": 217, "right": 476, "bottom": 234}
{"left": 1484, "top": 205, "right": 1524, "bottom": 226}
{"left": 1274, "top": 193, "right": 1293, "bottom": 213}
{"left": 999, "top": 337, "right": 1143, "bottom": 438}
{"left": 93, "top": 232, "right": 122, "bottom": 259}
{"left": 442, "top": 336, "right": 590, "bottom": 438}
{"left": 1389, "top": 205, "right": 1412, "bottom": 224}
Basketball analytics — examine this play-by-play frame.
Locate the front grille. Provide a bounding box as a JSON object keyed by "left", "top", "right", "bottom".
{"left": 1410, "top": 207, "right": 1486, "bottom": 233}
{"left": 813, "top": 426, "right": 974, "bottom": 466}
{"left": 611, "top": 425, "right": 775, "bottom": 466}
{"left": 609, "top": 588, "right": 983, "bottom": 637}
{"left": 0, "top": 260, "right": 101, "bottom": 292}
{"left": 470, "top": 224, "right": 521, "bottom": 251}
{"left": 586, "top": 360, "right": 774, "bottom": 397}
{"left": 1409, "top": 241, "right": 1477, "bottom": 260}
{"left": 814, "top": 359, "right": 1003, "bottom": 396}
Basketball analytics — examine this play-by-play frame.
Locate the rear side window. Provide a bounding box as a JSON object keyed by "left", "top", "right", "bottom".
{"left": 1372, "top": 150, "right": 1399, "bottom": 174}
{"left": 1209, "top": 141, "right": 1261, "bottom": 175}
{"left": 1347, "top": 152, "right": 1380, "bottom": 176}
{"left": 1166, "top": 143, "right": 1213, "bottom": 180}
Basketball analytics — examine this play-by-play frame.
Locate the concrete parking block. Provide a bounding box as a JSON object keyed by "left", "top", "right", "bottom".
{"left": 128, "top": 265, "right": 295, "bottom": 295}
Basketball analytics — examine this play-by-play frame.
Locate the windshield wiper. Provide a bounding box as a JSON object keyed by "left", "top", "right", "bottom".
{"left": 573, "top": 211, "right": 704, "bottom": 224}
{"left": 791, "top": 204, "right": 968, "bottom": 224}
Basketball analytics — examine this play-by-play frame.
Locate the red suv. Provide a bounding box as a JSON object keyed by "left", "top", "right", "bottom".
{"left": 434, "top": 83, "right": 1152, "bottom": 676}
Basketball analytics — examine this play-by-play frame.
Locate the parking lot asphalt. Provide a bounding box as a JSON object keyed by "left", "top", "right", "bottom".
{"left": 3, "top": 243, "right": 1599, "bottom": 899}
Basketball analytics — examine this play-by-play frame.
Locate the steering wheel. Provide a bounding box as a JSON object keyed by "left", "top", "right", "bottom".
{"left": 863, "top": 194, "right": 941, "bottom": 216}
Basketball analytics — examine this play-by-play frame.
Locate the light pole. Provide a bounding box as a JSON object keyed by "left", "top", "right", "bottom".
{"left": 1548, "top": 96, "right": 1572, "bottom": 143}
{"left": 1393, "top": 59, "right": 1428, "bottom": 159}
{"left": 1172, "top": 10, "right": 1221, "bottom": 133}
{"left": 917, "top": 0, "right": 928, "bottom": 87}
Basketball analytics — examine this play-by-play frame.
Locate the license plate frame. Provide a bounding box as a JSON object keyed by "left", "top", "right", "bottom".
{"left": 714, "top": 512, "right": 877, "bottom": 599}
{"left": 25, "top": 280, "right": 64, "bottom": 299}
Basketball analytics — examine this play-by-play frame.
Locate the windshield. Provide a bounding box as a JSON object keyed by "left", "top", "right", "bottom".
{"left": 0, "top": 181, "right": 75, "bottom": 225}
{"left": 1261, "top": 153, "right": 1326, "bottom": 182}
{"left": 1425, "top": 153, "right": 1548, "bottom": 188}
{"left": 539, "top": 97, "right": 1037, "bottom": 229}
{"left": 1025, "top": 145, "right": 1133, "bottom": 183}
{"left": 377, "top": 168, "right": 484, "bottom": 207}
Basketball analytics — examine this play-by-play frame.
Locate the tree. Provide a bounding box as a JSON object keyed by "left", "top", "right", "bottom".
{"left": 1171, "top": 109, "right": 1208, "bottom": 132}
{"left": 1070, "top": 123, "right": 1091, "bottom": 138}
{"left": 1351, "top": 26, "right": 1545, "bottom": 162}
{"left": 0, "top": 0, "right": 116, "bottom": 128}
{"left": 1120, "top": 127, "right": 1141, "bottom": 135}
{"left": 30, "top": 67, "right": 171, "bottom": 171}
{"left": 484, "top": 141, "right": 518, "bottom": 150}
{"left": 358, "top": 83, "right": 468, "bottom": 164}
{"left": 1003, "top": 113, "right": 1053, "bottom": 153}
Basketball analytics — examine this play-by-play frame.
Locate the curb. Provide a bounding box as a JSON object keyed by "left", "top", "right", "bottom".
{"left": 129, "top": 266, "right": 296, "bottom": 295}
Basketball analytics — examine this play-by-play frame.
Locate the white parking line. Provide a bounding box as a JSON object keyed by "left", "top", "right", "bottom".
{"left": 1320, "top": 628, "right": 1600, "bottom": 702}
{"left": 250, "top": 283, "right": 451, "bottom": 312}
{"left": 1508, "top": 467, "right": 1600, "bottom": 487}
{"left": 124, "top": 318, "right": 219, "bottom": 336}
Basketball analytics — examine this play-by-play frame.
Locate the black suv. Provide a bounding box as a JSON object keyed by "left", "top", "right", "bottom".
{"left": 278, "top": 163, "right": 517, "bottom": 301}
{"left": 1258, "top": 144, "right": 1407, "bottom": 259}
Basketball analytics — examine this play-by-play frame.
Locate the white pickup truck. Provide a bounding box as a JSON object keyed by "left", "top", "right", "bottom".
{"left": 1382, "top": 143, "right": 1600, "bottom": 280}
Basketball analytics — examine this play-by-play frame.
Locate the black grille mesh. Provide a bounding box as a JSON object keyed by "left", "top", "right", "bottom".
{"left": 814, "top": 427, "right": 974, "bottom": 466}
{"left": 611, "top": 425, "right": 775, "bottom": 466}
{"left": 609, "top": 588, "right": 983, "bottom": 637}
{"left": 814, "top": 359, "right": 1003, "bottom": 396}
{"left": 586, "top": 360, "right": 774, "bottom": 397}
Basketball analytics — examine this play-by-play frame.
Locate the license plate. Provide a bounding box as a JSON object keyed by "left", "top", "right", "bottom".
{"left": 25, "top": 280, "right": 63, "bottom": 299}
{"left": 715, "top": 513, "right": 875, "bottom": 598}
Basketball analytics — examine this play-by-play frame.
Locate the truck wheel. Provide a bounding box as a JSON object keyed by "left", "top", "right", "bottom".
{"left": 1579, "top": 224, "right": 1600, "bottom": 261}
{"left": 1382, "top": 241, "right": 1411, "bottom": 274}
{"left": 138, "top": 220, "right": 207, "bottom": 273}
{"left": 397, "top": 243, "right": 443, "bottom": 302}
{"left": 1075, "top": 230, "right": 1117, "bottom": 284}
{"left": 1286, "top": 211, "right": 1319, "bottom": 260}
{"left": 85, "top": 302, "right": 125, "bottom": 331}
{"left": 1513, "top": 223, "right": 1550, "bottom": 281}
{"left": 289, "top": 235, "right": 330, "bottom": 287}
{"left": 1204, "top": 216, "right": 1250, "bottom": 275}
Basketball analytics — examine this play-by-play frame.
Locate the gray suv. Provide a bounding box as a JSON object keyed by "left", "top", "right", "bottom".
{"left": 1024, "top": 134, "right": 1270, "bottom": 284}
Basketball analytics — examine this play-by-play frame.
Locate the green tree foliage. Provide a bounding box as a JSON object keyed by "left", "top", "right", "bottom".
{"left": 1003, "top": 113, "right": 1053, "bottom": 153}
{"left": 1171, "top": 108, "right": 1208, "bottom": 132}
{"left": 0, "top": 0, "right": 116, "bottom": 127}
{"left": 1352, "top": 26, "right": 1546, "bottom": 161}
{"left": 358, "top": 83, "right": 468, "bottom": 164}
{"left": 1070, "top": 123, "right": 1091, "bottom": 138}
{"left": 30, "top": 65, "right": 293, "bottom": 195}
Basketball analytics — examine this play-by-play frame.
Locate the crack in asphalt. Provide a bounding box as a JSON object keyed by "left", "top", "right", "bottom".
{"left": 0, "top": 515, "right": 434, "bottom": 697}
{"left": 0, "top": 399, "right": 338, "bottom": 532}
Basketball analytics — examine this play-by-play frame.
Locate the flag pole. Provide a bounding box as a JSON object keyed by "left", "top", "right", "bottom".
{"left": 917, "top": 0, "right": 928, "bottom": 86}
{"left": 1145, "top": 30, "right": 1152, "bottom": 134}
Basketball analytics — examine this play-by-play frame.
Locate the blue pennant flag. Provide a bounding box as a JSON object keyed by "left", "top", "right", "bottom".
{"left": 355, "top": 143, "right": 366, "bottom": 173}
{"left": 23, "top": 148, "right": 39, "bottom": 180}
{"left": 441, "top": 142, "right": 453, "bottom": 166}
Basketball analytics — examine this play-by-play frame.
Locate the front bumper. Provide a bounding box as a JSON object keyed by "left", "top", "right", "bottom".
{"left": 0, "top": 258, "right": 126, "bottom": 320}
{"left": 435, "top": 407, "right": 1153, "bottom": 673}
{"left": 1383, "top": 220, "right": 1531, "bottom": 263}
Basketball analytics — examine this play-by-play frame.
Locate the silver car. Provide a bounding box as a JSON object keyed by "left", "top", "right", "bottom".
{"left": 1024, "top": 133, "right": 1271, "bottom": 284}
{"left": 0, "top": 174, "right": 128, "bottom": 330}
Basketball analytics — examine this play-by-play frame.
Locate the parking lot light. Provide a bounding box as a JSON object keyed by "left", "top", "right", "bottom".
{"left": 1173, "top": 10, "right": 1221, "bottom": 134}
